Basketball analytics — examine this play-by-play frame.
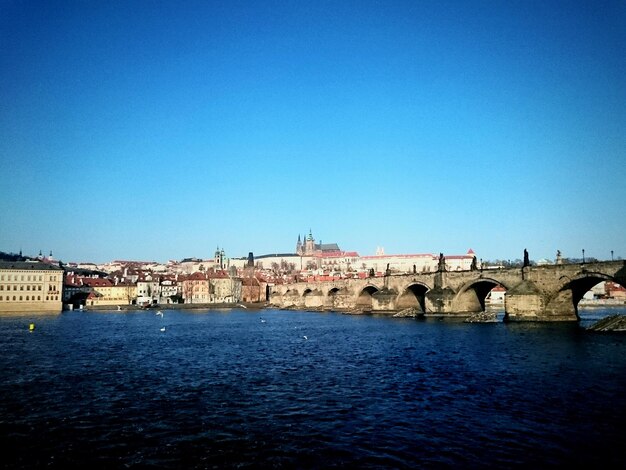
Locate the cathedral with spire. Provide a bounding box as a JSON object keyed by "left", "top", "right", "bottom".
{"left": 296, "top": 230, "right": 341, "bottom": 256}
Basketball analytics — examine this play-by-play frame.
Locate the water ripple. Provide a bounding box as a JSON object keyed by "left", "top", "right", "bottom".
{"left": 1, "top": 308, "right": 625, "bottom": 468}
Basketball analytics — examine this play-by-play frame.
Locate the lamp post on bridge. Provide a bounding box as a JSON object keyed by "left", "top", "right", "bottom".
{"left": 582, "top": 249, "right": 585, "bottom": 264}
{"left": 611, "top": 250, "right": 614, "bottom": 262}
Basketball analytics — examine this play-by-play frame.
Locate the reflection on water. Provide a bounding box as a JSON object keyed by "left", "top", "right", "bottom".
{"left": 0, "top": 308, "right": 625, "bottom": 469}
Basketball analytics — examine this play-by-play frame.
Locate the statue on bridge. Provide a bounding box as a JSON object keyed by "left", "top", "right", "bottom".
{"left": 556, "top": 250, "right": 563, "bottom": 265}
{"left": 523, "top": 249, "right": 530, "bottom": 267}
{"left": 470, "top": 256, "right": 478, "bottom": 271}
{"left": 438, "top": 253, "right": 446, "bottom": 272}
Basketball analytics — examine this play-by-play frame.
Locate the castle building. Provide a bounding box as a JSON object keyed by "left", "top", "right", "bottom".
{"left": 296, "top": 230, "right": 341, "bottom": 256}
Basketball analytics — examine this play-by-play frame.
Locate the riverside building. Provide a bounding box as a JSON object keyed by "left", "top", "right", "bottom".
{"left": 0, "top": 261, "right": 64, "bottom": 313}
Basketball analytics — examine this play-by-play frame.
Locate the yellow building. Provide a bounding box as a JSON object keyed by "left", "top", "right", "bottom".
{"left": 0, "top": 261, "right": 64, "bottom": 313}
{"left": 83, "top": 278, "right": 137, "bottom": 307}
{"left": 181, "top": 271, "right": 242, "bottom": 304}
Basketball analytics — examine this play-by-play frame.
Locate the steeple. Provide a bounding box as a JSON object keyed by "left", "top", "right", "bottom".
{"left": 304, "top": 229, "right": 315, "bottom": 255}
{"left": 296, "top": 234, "right": 303, "bottom": 255}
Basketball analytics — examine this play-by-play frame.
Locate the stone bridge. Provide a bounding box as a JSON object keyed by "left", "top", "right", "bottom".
{"left": 269, "top": 261, "right": 626, "bottom": 321}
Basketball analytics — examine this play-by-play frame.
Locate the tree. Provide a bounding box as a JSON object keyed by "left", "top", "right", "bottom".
{"left": 126, "top": 284, "right": 135, "bottom": 305}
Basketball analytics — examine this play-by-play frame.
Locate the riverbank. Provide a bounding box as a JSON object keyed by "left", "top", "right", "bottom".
{"left": 68, "top": 302, "right": 268, "bottom": 312}
{"left": 579, "top": 299, "right": 626, "bottom": 308}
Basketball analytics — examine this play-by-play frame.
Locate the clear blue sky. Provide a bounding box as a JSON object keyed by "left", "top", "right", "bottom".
{"left": 1, "top": 0, "right": 625, "bottom": 263}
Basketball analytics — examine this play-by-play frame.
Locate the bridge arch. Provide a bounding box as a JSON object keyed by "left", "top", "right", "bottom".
{"left": 276, "top": 288, "right": 300, "bottom": 308}
{"left": 325, "top": 287, "right": 342, "bottom": 310}
{"left": 327, "top": 287, "right": 341, "bottom": 296}
{"left": 356, "top": 285, "right": 379, "bottom": 311}
{"left": 396, "top": 282, "right": 430, "bottom": 312}
{"left": 454, "top": 278, "right": 509, "bottom": 313}
{"left": 548, "top": 271, "right": 623, "bottom": 318}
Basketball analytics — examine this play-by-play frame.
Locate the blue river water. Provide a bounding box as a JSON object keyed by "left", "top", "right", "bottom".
{"left": 1, "top": 308, "right": 625, "bottom": 469}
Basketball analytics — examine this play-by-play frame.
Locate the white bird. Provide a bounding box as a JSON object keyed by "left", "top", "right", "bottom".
{"left": 160, "top": 327, "right": 166, "bottom": 332}
{"left": 156, "top": 311, "right": 163, "bottom": 317}
{"left": 117, "top": 305, "right": 121, "bottom": 311}
{"left": 260, "top": 318, "right": 266, "bottom": 323}
{"left": 303, "top": 335, "right": 308, "bottom": 340}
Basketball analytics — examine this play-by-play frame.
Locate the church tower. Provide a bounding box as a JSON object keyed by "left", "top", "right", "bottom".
{"left": 305, "top": 230, "right": 315, "bottom": 255}
{"left": 296, "top": 234, "right": 303, "bottom": 255}
{"left": 214, "top": 246, "right": 225, "bottom": 270}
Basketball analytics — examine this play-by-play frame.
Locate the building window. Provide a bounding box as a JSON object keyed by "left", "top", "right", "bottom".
{"left": 38, "top": 296, "right": 41, "bottom": 300}
{"left": 19, "top": 296, "right": 22, "bottom": 301}
{"left": 38, "top": 286, "right": 42, "bottom": 290}
{"left": 13, "top": 296, "right": 16, "bottom": 301}
{"left": 26, "top": 296, "right": 29, "bottom": 301}
{"left": 27, "top": 285, "right": 30, "bottom": 291}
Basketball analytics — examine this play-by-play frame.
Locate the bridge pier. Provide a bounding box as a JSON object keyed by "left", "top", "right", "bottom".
{"left": 371, "top": 288, "right": 399, "bottom": 313}
{"left": 303, "top": 289, "right": 324, "bottom": 309}
{"left": 325, "top": 290, "right": 353, "bottom": 311}
{"left": 542, "top": 289, "right": 579, "bottom": 321}
{"left": 504, "top": 280, "right": 578, "bottom": 321}
{"left": 425, "top": 287, "right": 457, "bottom": 315}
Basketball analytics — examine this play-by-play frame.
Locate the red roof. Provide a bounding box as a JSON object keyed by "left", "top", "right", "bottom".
{"left": 82, "top": 278, "right": 114, "bottom": 288}
{"left": 360, "top": 253, "right": 434, "bottom": 260}
{"left": 320, "top": 251, "right": 360, "bottom": 258}
{"left": 186, "top": 272, "right": 207, "bottom": 281}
